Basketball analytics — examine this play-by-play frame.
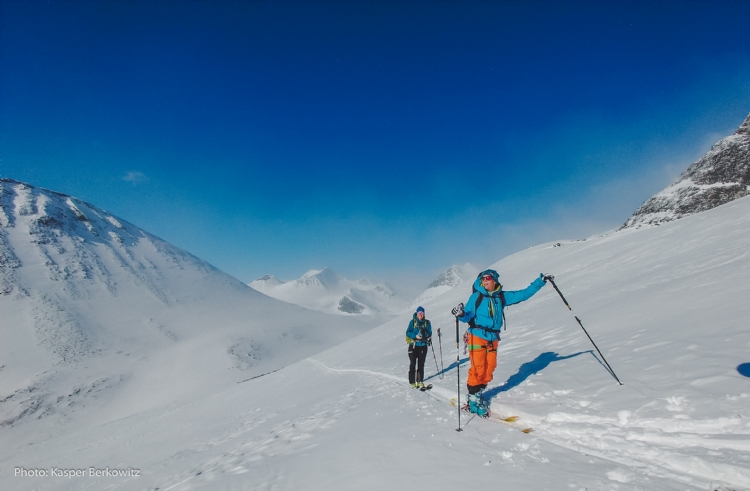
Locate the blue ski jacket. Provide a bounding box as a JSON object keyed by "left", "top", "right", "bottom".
{"left": 458, "top": 274, "right": 547, "bottom": 342}
{"left": 406, "top": 314, "right": 433, "bottom": 347}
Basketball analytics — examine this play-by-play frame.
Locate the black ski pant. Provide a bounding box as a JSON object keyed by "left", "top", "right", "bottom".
{"left": 408, "top": 344, "right": 428, "bottom": 384}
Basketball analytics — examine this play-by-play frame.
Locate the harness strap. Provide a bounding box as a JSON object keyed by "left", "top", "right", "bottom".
{"left": 467, "top": 342, "right": 497, "bottom": 352}
{"left": 478, "top": 327, "right": 501, "bottom": 334}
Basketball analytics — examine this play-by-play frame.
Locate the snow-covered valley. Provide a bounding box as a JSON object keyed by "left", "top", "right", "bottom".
{"left": 2, "top": 176, "right": 750, "bottom": 490}
{"left": 0, "top": 178, "right": 382, "bottom": 441}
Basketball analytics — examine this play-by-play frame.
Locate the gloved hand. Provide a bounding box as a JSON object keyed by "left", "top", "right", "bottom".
{"left": 542, "top": 273, "right": 554, "bottom": 283}
{"left": 451, "top": 303, "right": 464, "bottom": 317}
{"left": 427, "top": 337, "right": 432, "bottom": 346}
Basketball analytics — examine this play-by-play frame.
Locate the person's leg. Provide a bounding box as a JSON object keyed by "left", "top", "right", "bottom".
{"left": 466, "top": 333, "right": 487, "bottom": 395}
{"left": 408, "top": 345, "right": 417, "bottom": 385}
{"left": 467, "top": 335, "right": 496, "bottom": 417}
{"left": 470, "top": 340, "right": 498, "bottom": 416}
{"left": 484, "top": 340, "right": 498, "bottom": 385}
{"left": 416, "top": 346, "right": 428, "bottom": 384}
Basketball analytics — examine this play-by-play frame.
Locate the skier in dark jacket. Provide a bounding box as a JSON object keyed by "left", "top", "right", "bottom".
{"left": 406, "top": 306, "right": 433, "bottom": 388}
{"left": 451, "top": 269, "right": 553, "bottom": 416}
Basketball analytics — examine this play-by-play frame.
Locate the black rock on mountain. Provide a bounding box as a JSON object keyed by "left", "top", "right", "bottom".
{"left": 621, "top": 113, "right": 750, "bottom": 229}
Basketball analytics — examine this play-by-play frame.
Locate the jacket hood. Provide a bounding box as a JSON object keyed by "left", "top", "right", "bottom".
{"left": 478, "top": 269, "right": 500, "bottom": 282}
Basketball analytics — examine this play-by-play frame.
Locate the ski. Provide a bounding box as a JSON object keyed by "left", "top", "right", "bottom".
{"left": 419, "top": 384, "right": 433, "bottom": 391}
{"left": 450, "top": 398, "right": 533, "bottom": 433}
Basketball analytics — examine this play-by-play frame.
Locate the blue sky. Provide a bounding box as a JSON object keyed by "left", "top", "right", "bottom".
{"left": 2, "top": 1, "right": 750, "bottom": 296}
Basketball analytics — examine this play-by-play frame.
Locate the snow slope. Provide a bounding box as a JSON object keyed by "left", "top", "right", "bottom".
{"left": 249, "top": 267, "right": 407, "bottom": 315}
{"left": 3, "top": 191, "right": 749, "bottom": 489}
{"left": 0, "top": 178, "right": 381, "bottom": 439}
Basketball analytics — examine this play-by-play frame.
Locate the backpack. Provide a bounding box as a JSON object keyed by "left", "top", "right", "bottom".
{"left": 467, "top": 280, "right": 507, "bottom": 332}
{"left": 406, "top": 317, "right": 431, "bottom": 344}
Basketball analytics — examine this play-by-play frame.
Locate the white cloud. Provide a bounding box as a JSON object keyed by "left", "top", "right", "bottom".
{"left": 122, "top": 171, "right": 148, "bottom": 185}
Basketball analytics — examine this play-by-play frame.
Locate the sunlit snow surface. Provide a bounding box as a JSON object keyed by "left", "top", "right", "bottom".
{"left": 3, "top": 182, "right": 750, "bottom": 490}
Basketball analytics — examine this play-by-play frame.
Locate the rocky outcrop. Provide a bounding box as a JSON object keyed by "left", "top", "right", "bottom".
{"left": 338, "top": 295, "right": 366, "bottom": 314}
{"left": 621, "top": 113, "right": 750, "bottom": 229}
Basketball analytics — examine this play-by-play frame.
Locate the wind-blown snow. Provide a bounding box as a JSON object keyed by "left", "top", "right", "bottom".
{"left": 623, "top": 112, "right": 750, "bottom": 229}
{"left": 2, "top": 182, "right": 750, "bottom": 490}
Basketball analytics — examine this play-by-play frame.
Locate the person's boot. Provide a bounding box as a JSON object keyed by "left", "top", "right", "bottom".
{"left": 417, "top": 382, "right": 424, "bottom": 389}
{"left": 468, "top": 393, "right": 489, "bottom": 418}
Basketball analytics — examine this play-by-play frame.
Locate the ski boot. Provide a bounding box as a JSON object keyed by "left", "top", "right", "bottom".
{"left": 411, "top": 383, "right": 418, "bottom": 389}
{"left": 416, "top": 382, "right": 425, "bottom": 389}
{"left": 467, "top": 393, "right": 490, "bottom": 418}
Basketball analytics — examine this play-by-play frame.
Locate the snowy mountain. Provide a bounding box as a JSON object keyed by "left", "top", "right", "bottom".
{"left": 622, "top": 112, "right": 750, "bottom": 229}
{"left": 0, "top": 178, "right": 381, "bottom": 436}
{"left": 409, "top": 262, "right": 479, "bottom": 309}
{"left": 3, "top": 186, "right": 749, "bottom": 490}
{"left": 250, "top": 274, "right": 285, "bottom": 289}
{"left": 249, "top": 267, "right": 407, "bottom": 315}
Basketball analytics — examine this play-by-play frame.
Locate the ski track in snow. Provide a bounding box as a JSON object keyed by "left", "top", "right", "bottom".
{"left": 309, "top": 358, "right": 750, "bottom": 490}
{"left": 128, "top": 383, "right": 391, "bottom": 491}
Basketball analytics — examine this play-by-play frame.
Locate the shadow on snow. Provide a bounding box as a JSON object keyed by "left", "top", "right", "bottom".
{"left": 426, "top": 357, "right": 469, "bottom": 381}
{"left": 483, "top": 351, "right": 590, "bottom": 403}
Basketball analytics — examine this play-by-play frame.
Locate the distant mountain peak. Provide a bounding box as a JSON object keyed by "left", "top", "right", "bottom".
{"left": 249, "top": 275, "right": 285, "bottom": 292}
{"left": 621, "top": 112, "right": 750, "bottom": 229}
{"left": 410, "top": 263, "right": 478, "bottom": 309}
{"left": 252, "top": 267, "right": 405, "bottom": 315}
{"left": 427, "top": 265, "right": 464, "bottom": 289}
{"left": 295, "top": 267, "right": 343, "bottom": 289}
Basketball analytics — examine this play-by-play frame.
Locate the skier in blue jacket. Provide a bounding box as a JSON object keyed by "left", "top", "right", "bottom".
{"left": 406, "top": 306, "right": 433, "bottom": 388}
{"left": 451, "top": 269, "right": 553, "bottom": 416}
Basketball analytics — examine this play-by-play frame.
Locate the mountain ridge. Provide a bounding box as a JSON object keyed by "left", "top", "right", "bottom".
{"left": 0, "top": 178, "right": 380, "bottom": 433}
{"left": 249, "top": 267, "right": 406, "bottom": 315}
{"left": 621, "top": 112, "right": 750, "bottom": 229}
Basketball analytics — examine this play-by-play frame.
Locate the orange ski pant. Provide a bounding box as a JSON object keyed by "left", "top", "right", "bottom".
{"left": 467, "top": 332, "right": 498, "bottom": 388}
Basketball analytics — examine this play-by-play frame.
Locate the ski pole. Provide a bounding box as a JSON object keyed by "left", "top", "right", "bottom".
{"left": 430, "top": 341, "right": 441, "bottom": 380}
{"left": 437, "top": 328, "right": 445, "bottom": 377}
{"left": 548, "top": 278, "right": 623, "bottom": 385}
{"left": 455, "top": 317, "right": 462, "bottom": 432}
